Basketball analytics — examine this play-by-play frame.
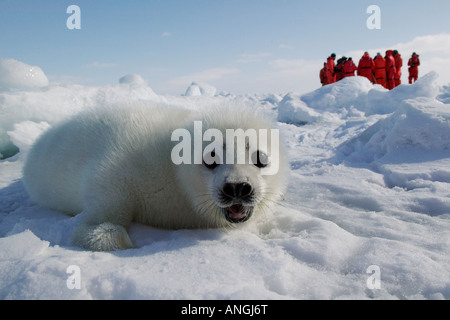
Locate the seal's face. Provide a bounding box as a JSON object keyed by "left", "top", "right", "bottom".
{"left": 177, "top": 140, "right": 286, "bottom": 227}
{"left": 174, "top": 106, "right": 287, "bottom": 227}
{"left": 203, "top": 148, "right": 269, "bottom": 224}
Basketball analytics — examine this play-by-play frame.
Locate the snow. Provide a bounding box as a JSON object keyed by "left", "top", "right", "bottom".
{"left": 1, "top": 60, "right": 449, "bottom": 300}
{"left": 0, "top": 59, "right": 49, "bottom": 89}
{"left": 184, "top": 82, "right": 217, "bottom": 97}
{"left": 118, "top": 73, "right": 148, "bottom": 88}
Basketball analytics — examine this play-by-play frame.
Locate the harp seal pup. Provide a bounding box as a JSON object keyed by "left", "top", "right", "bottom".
{"left": 23, "top": 102, "right": 288, "bottom": 251}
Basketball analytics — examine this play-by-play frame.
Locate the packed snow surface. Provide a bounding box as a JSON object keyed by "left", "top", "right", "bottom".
{"left": 0, "top": 62, "right": 449, "bottom": 299}
{"left": 0, "top": 59, "right": 49, "bottom": 89}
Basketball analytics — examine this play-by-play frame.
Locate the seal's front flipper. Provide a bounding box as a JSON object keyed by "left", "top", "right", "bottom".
{"left": 72, "top": 222, "right": 134, "bottom": 251}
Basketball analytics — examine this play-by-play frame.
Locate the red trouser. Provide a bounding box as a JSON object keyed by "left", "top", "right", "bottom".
{"left": 409, "top": 67, "right": 418, "bottom": 83}
{"left": 374, "top": 67, "right": 386, "bottom": 88}
{"left": 394, "top": 70, "right": 402, "bottom": 87}
{"left": 387, "top": 67, "right": 396, "bottom": 90}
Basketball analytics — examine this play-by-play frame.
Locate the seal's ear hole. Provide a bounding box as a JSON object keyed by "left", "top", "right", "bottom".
{"left": 251, "top": 150, "right": 269, "bottom": 168}
{"left": 203, "top": 150, "right": 222, "bottom": 170}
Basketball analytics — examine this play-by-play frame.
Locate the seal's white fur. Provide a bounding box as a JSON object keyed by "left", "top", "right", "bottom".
{"left": 23, "top": 102, "right": 287, "bottom": 251}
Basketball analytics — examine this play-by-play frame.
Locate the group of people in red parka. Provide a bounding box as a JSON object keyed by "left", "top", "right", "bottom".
{"left": 320, "top": 51, "right": 421, "bottom": 90}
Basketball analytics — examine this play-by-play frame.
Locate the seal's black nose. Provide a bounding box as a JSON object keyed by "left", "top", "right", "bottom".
{"left": 222, "top": 182, "right": 253, "bottom": 199}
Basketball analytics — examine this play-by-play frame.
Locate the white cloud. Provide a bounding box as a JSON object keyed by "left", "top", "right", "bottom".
{"left": 86, "top": 61, "right": 118, "bottom": 68}
{"left": 236, "top": 52, "right": 272, "bottom": 64}
{"left": 421, "top": 56, "right": 450, "bottom": 86}
{"left": 161, "top": 32, "right": 172, "bottom": 37}
{"left": 278, "top": 44, "right": 293, "bottom": 49}
{"left": 346, "top": 33, "right": 450, "bottom": 59}
{"left": 395, "top": 33, "right": 450, "bottom": 55}
{"left": 204, "top": 58, "right": 324, "bottom": 95}
{"left": 253, "top": 58, "right": 324, "bottom": 94}
{"left": 269, "top": 58, "right": 315, "bottom": 70}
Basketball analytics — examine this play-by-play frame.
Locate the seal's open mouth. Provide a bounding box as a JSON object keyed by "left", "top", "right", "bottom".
{"left": 223, "top": 204, "right": 253, "bottom": 223}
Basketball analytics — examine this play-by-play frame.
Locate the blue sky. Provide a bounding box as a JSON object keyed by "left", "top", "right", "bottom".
{"left": 1, "top": 0, "right": 450, "bottom": 94}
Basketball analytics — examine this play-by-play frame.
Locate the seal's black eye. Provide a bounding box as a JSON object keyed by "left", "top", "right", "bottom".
{"left": 252, "top": 150, "right": 269, "bottom": 168}
{"left": 203, "top": 151, "right": 220, "bottom": 170}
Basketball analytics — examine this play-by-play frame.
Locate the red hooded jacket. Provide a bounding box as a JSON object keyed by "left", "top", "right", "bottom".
{"left": 358, "top": 53, "right": 375, "bottom": 83}
{"left": 373, "top": 54, "right": 386, "bottom": 87}
{"left": 326, "top": 55, "right": 336, "bottom": 84}
{"left": 320, "top": 65, "right": 328, "bottom": 86}
{"left": 408, "top": 54, "right": 420, "bottom": 77}
{"left": 385, "top": 50, "right": 396, "bottom": 89}
{"left": 394, "top": 52, "right": 403, "bottom": 86}
{"left": 408, "top": 52, "right": 420, "bottom": 83}
{"left": 343, "top": 59, "right": 357, "bottom": 78}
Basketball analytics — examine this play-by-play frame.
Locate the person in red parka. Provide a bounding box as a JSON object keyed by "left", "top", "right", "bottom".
{"left": 320, "top": 62, "right": 328, "bottom": 86}
{"left": 335, "top": 56, "right": 347, "bottom": 82}
{"left": 393, "top": 50, "right": 403, "bottom": 87}
{"left": 343, "top": 57, "right": 357, "bottom": 78}
{"left": 408, "top": 52, "right": 420, "bottom": 84}
{"left": 358, "top": 52, "right": 375, "bottom": 83}
{"left": 326, "top": 53, "right": 336, "bottom": 84}
{"left": 385, "top": 50, "right": 397, "bottom": 90}
{"left": 373, "top": 52, "right": 386, "bottom": 88}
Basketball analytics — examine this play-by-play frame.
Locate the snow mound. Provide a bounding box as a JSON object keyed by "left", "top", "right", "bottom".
{"left": 337, "top": 97, "right": 450, "bottom": 191}
{"left": 278, "top": 72, "right": 442, "bottom": 125}
{"left": 437, "top": 84, "right": 450, "bottom": 104}
{"left": 184, "top": 82, "right": 217, "bottom": 97}
{"left": 340, "top": 98, "right": 450, "bottom": 163}
{"left": 119, "top": 73, "right": 147, "bottom": 87}
{"left": 277, "top": 93, "right": 321, "bottom": 125}
{"left": 7, "top": 121, "right": 50, "bottom": 154}
{"left": 366, "top": 72, "right": 440, "bottom": 115}
{"left": 0, "top": 74, "right": 160, "bottom": 159}
{"left": 0, "top": 58, "right": 49, "bottom": 89}
{"left": 278, "top": 76, "right": 380, "bottom": 124}
{"left": 301, "top": 76, "right": 376, "bottom": 113}
{"left": 0, "top": 131, "right": 19, "bottom": 160}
